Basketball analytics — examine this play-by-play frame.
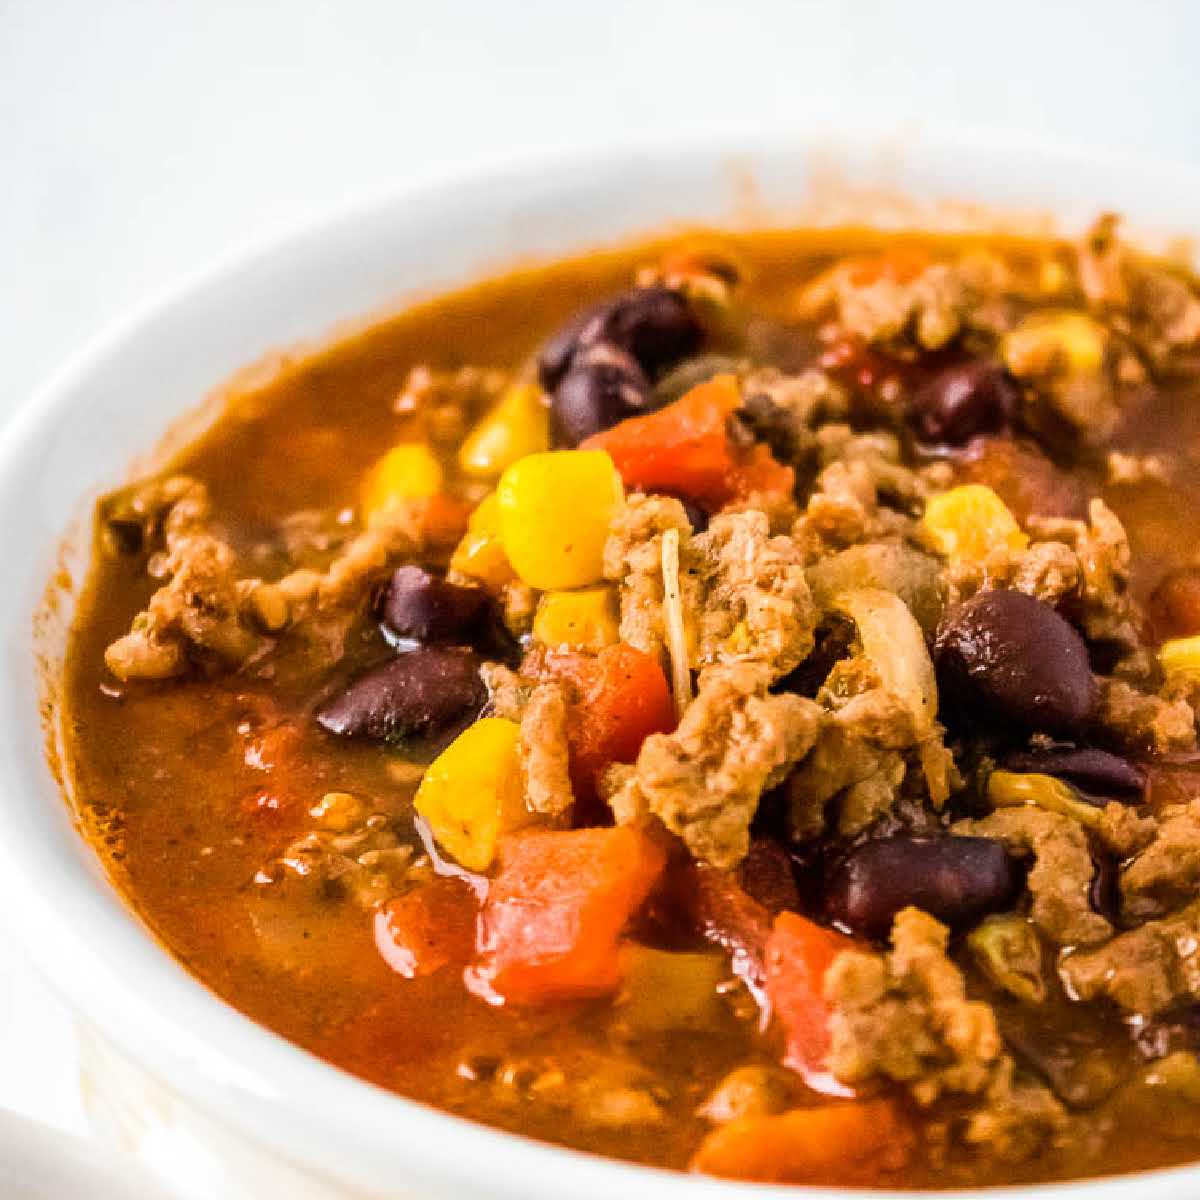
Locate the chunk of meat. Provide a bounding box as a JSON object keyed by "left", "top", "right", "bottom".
{"left": 737, "top": 366, "right": 850, "bottom": 470}
{"left": 603, "top": 503, "right": 816, "bottom": 684}
{"left": 784, "top": 683, "right": 927, "bottom": 839}
{"left": 255, "top": 819, "right": 415, "bottom": 910}
{"left": 793, "top": 426, "right": 929, "bottom": 557}
{"left": 797, "top": 247, "right": 1007, "bottom": 351}
{"left": 952, "top": 807, "right": 1110, "bottom": 946}
{"left": 1078, "top": 213, "right": 1200, "bottom": 367}
{"left": 690, "top": 1099, "right": 913, "bottom": 1185}
{"left": 1120, "top": 801, "right": 1200, "bottom": 921}
{"left": 606, "top": 664, "right": 823, "bottom": 868}
{"left": 469, "top": 826, "right": 667, "bottom": 1003}
{"left": 1095, "top": 676, "right": 1197, "bottom": 754}
{"left": 825, "top": 908, "right": 1068, "bottom": 1159}
{"left": 518, "top": 681, "right": 574, "bottom": 819}
{"left": 692, "top": 510, "right": 816, "bottom": 682}
{"left": 104, "top": 476, "right": 437, "bottom": 680}
{"left": 1062, "top": 898, "right": 1200, "bottom": 1016}
{"left": 602, "top": 493, "right": 694, "bottom": 661}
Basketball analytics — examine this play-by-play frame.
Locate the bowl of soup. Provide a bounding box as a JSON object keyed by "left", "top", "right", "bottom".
{"left": 9, "top": 129, "right": 1200, "bottom": 1198}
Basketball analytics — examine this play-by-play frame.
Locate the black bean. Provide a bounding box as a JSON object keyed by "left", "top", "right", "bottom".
{"left": 537, "top": 286, "right": 702, "bottom": 391}
{"left": 934, "top": 590, "right": 1097, "bottom": 736}
{"left": 316, "top": 648, "right": 485, "bottom": 741}
{"left": 1002, "top": 746, "right": 1145, "bottom": 800}
{"left": 1088, "top": 848, "right": 1122, "bottom": 926}
{"left": 824, "top": 834, "right": 1022, "bottom": 939}
{"left": 380, "top": 566, "right": 488, "bottom": 644}
{"left": 909, "top": 361, "right": 1019, "bottom": 445}
{"left": 549, "top": 345, "right": 650, "bottom": 448}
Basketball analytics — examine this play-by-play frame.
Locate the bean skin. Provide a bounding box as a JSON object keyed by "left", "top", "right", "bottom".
{"left": 910, "top": 361, "right": 1019, "bottom": 445}
{"left": 316, "top": 648, "right": 485, "bottom": 741}
{"left": 824, "top": 834, "right": 1022, "bottom": 939}
{"left": 549, "top": 345, "right": 650, "bottom": 447}
{"left": 537, "top": 286, "right": 702, "bottom": 391}
{"left": 1002, "top": 746, "right": 1145, "bottom": 799}
{"left": 380, "top": 566, "right": 488, "bottom": 644}
{"left": 934, "top": 589, "right": 1097, "bottom": 736}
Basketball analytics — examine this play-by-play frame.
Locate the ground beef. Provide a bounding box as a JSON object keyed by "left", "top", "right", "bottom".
{"left": 606, "top": 664, "right": 823, "bottom": 868}
{"left": 693, "top": 511, "right": 816, "bottom": 683}
{"left": 952, "top": 807, "right": 1111, "bottom": 946}
{"left": 604, "top": 502, "right": 816, "bottom": 686}
{"left": 519, "top": 681, "right": 574, "bottom": 819}
{"left": 104, "top": 480, "right": 429, "bottom": 681}
{"left": 785, "top": 684, "right": 917, "bottom": 839}
{"left": 255, "top": 818, "right": 415, "bottom": 909}
{"left": 603, "top": 493, "right": 695, "bottom": 661}
{"left": 1061, "top": 899, "right": 1200, "bottom": 1016}
{"left": 797, "top": 252, "right": 1008, "bottom": 351}
{"left": 737, "top": 366, "right": 850, "bottom": 471}
{"left": 1120, "top": 800, "right": 1200, "bottom": 920}
{"left": 825, "top": 908, "right": 1068, "bottom": 1160}
{"left": 1094, "top": 677, "right": 1197, "bottom": 754}
{"left": 793, "top": 427, "right": 929, "bottom": 559}
{"left": 1078, "top": 214, "right": 1200, "bottom": 368}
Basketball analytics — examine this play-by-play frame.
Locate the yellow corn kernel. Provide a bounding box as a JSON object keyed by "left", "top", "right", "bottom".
{"left": 533, "top": 586, "right": 620, "bottom": 652}
{"left": 1003, "top": 309, "right": 1107, "bottom": 378}
{"left": 310, "top": 791, "right": 365, "bottom": 833}
{"left": 922, "top": 484, "right": 1028, "bottom": 562}
{"left": 458, "top": 383, "right": 549, "bottom": 479}
{"left": 361, "top": 443, "right": 444, "bottom": 519}
{"left": 1160, "top": 635, "right": 1200, "bottom": 679}
{"left": 414, "top": 717, "right": 529, "bottom": 872}
{"left": 497, "top": 450, "right": 624, "bottom": 590}
{"left": 448, "top": 492, "right": 514, "bottom": 590}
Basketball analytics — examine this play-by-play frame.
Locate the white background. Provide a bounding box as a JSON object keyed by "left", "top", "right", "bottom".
{"left": 2, "top": 0, "right": 1200, "bottom": 1161}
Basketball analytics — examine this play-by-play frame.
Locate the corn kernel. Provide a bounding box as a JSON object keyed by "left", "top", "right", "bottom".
{"left": 414, "top": 717, "right": 529, "bottom": 872}
{"left": 533, "top": 586, "right": 620, "bottom": 652}
{"left": 1003, "top": 310, "right": 1107, "bottom": 378}
{"left": 1160, "top": 634, "right": 1200, "bottom": 679}
{"left": 922, "top": 484, "right": 1028, "bottom": 562}
{"left": 448, "top": 492, "right": 514, "bottom": 589}
{"left": 311, "top": 791, "right": 365, "bottom": 833}
{"left": 497, "top": 450, "right": 624, "bottom": 590}
{"left": 459, "top": 383, "right": 549, "bottom": 479}
{"left": 361, "top": 443, "right": 444, "bottom": 518}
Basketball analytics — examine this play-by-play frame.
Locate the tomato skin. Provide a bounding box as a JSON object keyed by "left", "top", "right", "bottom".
{"left": 582, "top": 376, "right": 793, "bottom": 510}
{"left": 764, "top": 912, "right": 858, "bottom": 1086}
{"left": 374, "top": 876, "right": 479, "bottom": 979}
{"left": 469, "top": 826, "right": 667, "bottom": 1003}
{"left": 524, "top": 643, "right": 675, "bottom": 796}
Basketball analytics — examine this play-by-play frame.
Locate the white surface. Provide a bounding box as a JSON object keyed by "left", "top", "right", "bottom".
{"left": 1, "top": 0, "right": 1200, "bottom": 1190}
{"left": 5, "top": 131, "right": 1200, "bottom": 1200}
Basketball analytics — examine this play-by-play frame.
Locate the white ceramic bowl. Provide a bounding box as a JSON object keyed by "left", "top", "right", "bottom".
{"left": 7, "top": 127, "right": 1200, "bottom": 1200}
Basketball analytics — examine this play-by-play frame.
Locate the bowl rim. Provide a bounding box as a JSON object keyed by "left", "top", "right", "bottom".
{"left": 6, "top": 123, "right": 1200, "bottom": 1199}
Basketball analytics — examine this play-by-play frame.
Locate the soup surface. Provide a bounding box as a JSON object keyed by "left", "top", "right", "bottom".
{"left": 63, "top": 219, "right": 1200, "bottom": 1187}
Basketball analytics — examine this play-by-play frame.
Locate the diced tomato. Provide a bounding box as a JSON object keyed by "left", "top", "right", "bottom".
{"left": 690, "top": 1099, "right": 913, "bottom": 1184}
{"left": 958, "top": 435, "right": 1085, "bottom": 523}
{"left": 846, "top": 245, "right": 931, "bottom": 287}
{"left": 765, "top": 911, "right": 858, "bottom": 1086}
{"left": 374, "top": 876, "right": 479, "bottom": 979}
{"left": 678, "top": 862, "right": 773, "bottom": 1004}
{"left": 524, "top": 643, "right": 675, "bottom": 796}
{"left": 582, "top": 375, "right": 794, "bottom": 510}
{"left": 469, "top": 826, "right": 667, "bottom": 1003}
{"left": 418, "top": 493, "right": 473, "bottom": 548}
